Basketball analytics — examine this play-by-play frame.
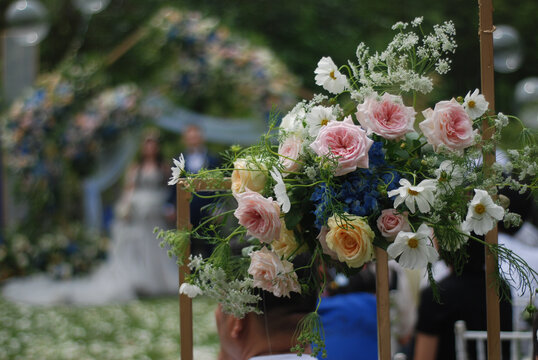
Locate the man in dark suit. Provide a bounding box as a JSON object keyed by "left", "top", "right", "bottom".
{"left": 166, "top": 123, "right": 220, "bottom": 256}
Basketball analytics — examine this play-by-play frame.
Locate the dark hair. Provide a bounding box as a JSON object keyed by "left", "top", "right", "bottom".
{"left": 251, "top": 253, "right": 318, "bottom": 334}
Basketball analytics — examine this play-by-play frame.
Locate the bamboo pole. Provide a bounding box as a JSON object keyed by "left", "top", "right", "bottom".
{"left": 478, "top": 1, "right": 501, "bottom": 359}
{"left": 177, "top": 181, "right": 193, "bottom": 360}
{"left": 375, "top": 247, "right": 391, "bottom": 360}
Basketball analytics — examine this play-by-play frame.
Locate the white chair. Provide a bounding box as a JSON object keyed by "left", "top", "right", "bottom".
{"left": 454, "top": 320, "right": 533, "bottom": 360}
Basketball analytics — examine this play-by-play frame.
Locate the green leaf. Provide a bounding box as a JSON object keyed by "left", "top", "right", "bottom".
{"left": 285, "top": 209, "right": 303, "bottom": 230}
{"left": 394, "top": 149, "right": 409, "bottom": 160}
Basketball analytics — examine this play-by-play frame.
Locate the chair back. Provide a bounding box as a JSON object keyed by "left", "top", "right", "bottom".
{"left": 454, "top": 320, "right": 533, "bottom": 360}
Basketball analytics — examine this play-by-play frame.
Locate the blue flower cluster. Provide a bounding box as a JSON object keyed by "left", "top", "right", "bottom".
{"left": 311, "top": 182, "right": 337, "bottom": 229}
{"left": 310, "top": 142, "right": 400, "bottom": 228}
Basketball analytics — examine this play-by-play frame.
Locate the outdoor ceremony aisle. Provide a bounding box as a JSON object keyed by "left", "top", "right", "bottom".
{"left": 0, "top": 295, "right": 218, "bottom": 359}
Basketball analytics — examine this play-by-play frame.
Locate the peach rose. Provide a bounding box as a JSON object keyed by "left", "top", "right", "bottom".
{"left": 376, "top": 209, "right": 411, "bottom": 240}
{"left": 278, "top": 135, "right": 303, "bottom": 174}
{"left": 325, "top": 214, "right": 375, "bottom": 268}
{"left": 234, "top": 190, "right": 280, "bottom": 243}
{"left": 248, "top": 247, "right": 301, "bottom": 297}
{"left": 231, "top": 158, "right": 266, "bottom": 194}
{"left": 310, "top": 116, "right": 373, "bottom": 176}
{"left": 271, "top": 220, "right": 304, "bottom": 259}
{"left": 356, "top": 93, "right": 416, "bottom": 140}
{"left": 419, "top": 98, "right": 476, "bottom": 152}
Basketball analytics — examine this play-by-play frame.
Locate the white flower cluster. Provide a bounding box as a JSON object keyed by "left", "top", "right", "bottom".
{"left": 185, "top": 255, "right": 261, "bottom": 318}
{"left": 347, "top": 19, "right": 456, "bottom": 98}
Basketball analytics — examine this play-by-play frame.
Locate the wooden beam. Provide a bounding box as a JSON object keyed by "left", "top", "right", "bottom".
{"left": 177, "top": 180, "right": 193, "bottom": 360}
{"left": 177, "top": 178, "right": 230, "bottom": 359}
{"left": 375, "top": 247, "right": 391, "bottom": 360}
{"left": 478, "top": 1, "right": 501, "bottom": 359}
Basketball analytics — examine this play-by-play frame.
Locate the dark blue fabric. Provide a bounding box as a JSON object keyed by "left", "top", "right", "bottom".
{"left": 318, "top": 292, "right": 378, "bottom": 360}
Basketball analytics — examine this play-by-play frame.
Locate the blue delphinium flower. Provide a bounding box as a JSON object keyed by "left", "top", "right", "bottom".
{"left": 311, "top": 183, "right": 336, "bottom": 229}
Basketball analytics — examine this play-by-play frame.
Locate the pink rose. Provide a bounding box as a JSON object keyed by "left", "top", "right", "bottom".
{"left": 234, "top": 190, "right": 281, "bottom": 243}
{"left": 356, "top": 93, "right": 416, "bottom": 140}
{"left": 248, "top": 247, "right": 301, "bottom": 297}
{"left": 317, "top": 226, "right": 338, "bottom": 260}
{"left": 376, "top": 209, "right": 411, "bottom": 240}
{"left": 419, "top": 98, "right": 476, "bottom": 152}
{"left": 278, "top": 135, "right": 303, "bottom": 174}
{"left": 310, "top": 116, "right": 373, "bottom": 176}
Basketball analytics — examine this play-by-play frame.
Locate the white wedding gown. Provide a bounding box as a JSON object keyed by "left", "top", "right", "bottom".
{"left": 2, "top": 168, "right": 179, "bottom": 305}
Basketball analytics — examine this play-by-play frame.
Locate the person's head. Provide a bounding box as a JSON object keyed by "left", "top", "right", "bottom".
{"left": 138, "top": 129, "right": 162, "bottom": 164}
{"left": 215, "top": 254, "right": 317, "bottom": 360}
{"left": 182, "top": 123, "right": 205, "bottom": 151}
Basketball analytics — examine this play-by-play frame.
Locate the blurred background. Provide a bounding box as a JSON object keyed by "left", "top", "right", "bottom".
{"left": 0, "top": 0, "right": 536, "bottom": 359}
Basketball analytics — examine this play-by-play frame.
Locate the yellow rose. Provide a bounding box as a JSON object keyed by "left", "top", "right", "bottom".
{"left": 231, "top": 158, "right": 266, "bottom": 194}
{"left": 325, "top": 214, "right": 375, "bottom": 268}
{"left": 271, "top": 220, "right": 305, "bottom": 259}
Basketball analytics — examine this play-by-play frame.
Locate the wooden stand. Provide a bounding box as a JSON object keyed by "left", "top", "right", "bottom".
{"left": 375, "top": 247, "right": 392, "bottom": 360}
{"left": 478, "top": 0, "right": 502, "bottom": 359}
{"left": 177, "top": 181, "right": 193, "bottom": 360}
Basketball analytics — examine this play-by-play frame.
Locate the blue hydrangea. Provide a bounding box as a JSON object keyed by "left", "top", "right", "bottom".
{"left": 310, "top": 142, "right": 401, "bottom": 227}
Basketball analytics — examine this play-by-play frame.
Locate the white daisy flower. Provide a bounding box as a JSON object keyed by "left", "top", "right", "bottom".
{"left": 462, "top": 189, "right": 505, "bottom": 235}
{"left": 168, "top": 153, "right": 185, "bottom": 185}
{"left": 387, "top": 178, "right": 437, "bottom": 214}
{"left": 306, "top": 105, "right": 336, "bottom": 137}
{"left": 314, "top": 56, "right": 348, "bottom": 94}
{"left": 179, "top": 283, "right": 203, "bottom": 298}
{"left": 270, "top": 167, "right": 291, "bottom": 213}
{"left": 434, "top": 160, "right": 463, "bottom": 188}
{"left": 463, "top": 89, "right": 489, "bottom": 119}
{"left": 387, "top": 223, "right": 438, "bottom": 269}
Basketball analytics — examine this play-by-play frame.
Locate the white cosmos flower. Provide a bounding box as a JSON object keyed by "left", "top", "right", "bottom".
{"left": 306, "top": 105, "right": 336, "bottom": 137}
{"left": 168, "top": 153, "right": 185, "bottom": 185}
{"left": 387, "top": 178, "right": 437, "bottom": 214}
{"left": 314, "top": 56, "right": 348, "bottom": 94}
{"left": 179, "top": 283, "right": 203, "bottom": 298}
{"left": 462, "top": 189, "right": 505, "bottom": 235}
{"left": 463, "top": 89, "right": 489, "bottom": 119}
{"left": 270, "top": 167, "right": 291, "bottom": 213}
{"left": 387, "top": 223, "right": 438, "bottom": 269}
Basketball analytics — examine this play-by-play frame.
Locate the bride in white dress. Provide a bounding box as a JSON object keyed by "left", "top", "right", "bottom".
{"left": 2, "top": 133, "right": 178, "bottom": 305}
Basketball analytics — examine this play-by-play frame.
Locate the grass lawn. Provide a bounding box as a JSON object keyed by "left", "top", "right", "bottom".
{"left": 0, "top": 295, "right": 219, "bottom": 359}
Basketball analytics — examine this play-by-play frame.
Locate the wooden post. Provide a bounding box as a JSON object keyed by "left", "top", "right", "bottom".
{"left": 177, "top": 181, "right": 193, "bottom": 360}
{"left": 177, "top": 178, "right": 231, "bottom": 359}
{"left": 478, "top": 1, "right": 501, "bottom": 359}
{"left": 375, "top": 247, "right": 391, "bottom": 360}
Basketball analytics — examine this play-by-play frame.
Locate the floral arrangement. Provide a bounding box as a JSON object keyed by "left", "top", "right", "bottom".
{"left": 147, "top": 7, "right": 299, "bottom": 117}
{"left": 160, "top": 17, "right": 538, "bottom": 355}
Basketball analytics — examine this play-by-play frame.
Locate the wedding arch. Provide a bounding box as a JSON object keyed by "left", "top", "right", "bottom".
{"left": 0, "top": 6, "right": 298, "bottom": 278}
